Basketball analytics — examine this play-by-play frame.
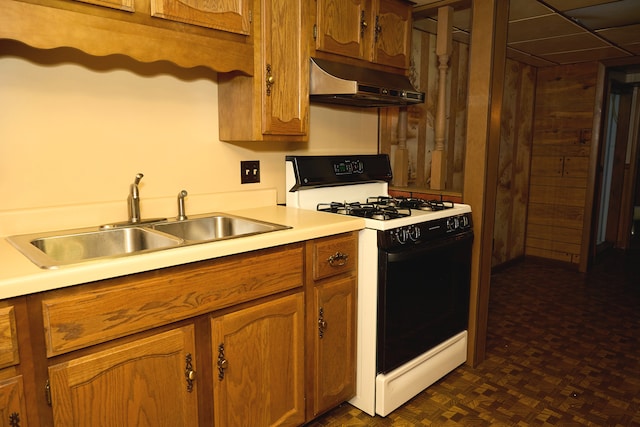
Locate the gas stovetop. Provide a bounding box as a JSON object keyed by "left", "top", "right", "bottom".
{"left": 316, "top": 196, "right": 455, "bottom": 221}
{"left": 285, "top": 154, "right": 472, "bottom": 231}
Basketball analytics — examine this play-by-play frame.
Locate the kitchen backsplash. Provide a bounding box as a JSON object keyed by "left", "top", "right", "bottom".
{"left": 0, "top": 55, "right": 378, "bottom": 225}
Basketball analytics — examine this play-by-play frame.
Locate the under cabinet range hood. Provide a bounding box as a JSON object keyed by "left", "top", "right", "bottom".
{"left": 310, "top": 58, "right": 425, "bottom": 108}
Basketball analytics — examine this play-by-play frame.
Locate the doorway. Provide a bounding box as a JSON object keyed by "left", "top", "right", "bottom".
{"left": 593, "top": 67, "right": 640, "bottom": 258}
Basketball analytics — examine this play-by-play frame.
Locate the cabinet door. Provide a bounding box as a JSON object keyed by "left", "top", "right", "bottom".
{"left": 212, "top": 293, "right": 305, "bottom": 427}
{"left": 261, "top": 0, "right": 308, "bottom": 136}
{"left": 311, "top": 276, "right": 357, "bottom": 417}
{"left": 48, "top": 325, "right": 198, "bottom": 427}
{"left": 0, "top": 376, "right": 29, "bottom": 427}
{"left": 315, "top": 0, "right": 371, "bottom": 61}
{"left": 150, "top": 0, "right": 251, "bottom": 35}
{"left": 371, "top": 0, "right": 412, "bottom": 69}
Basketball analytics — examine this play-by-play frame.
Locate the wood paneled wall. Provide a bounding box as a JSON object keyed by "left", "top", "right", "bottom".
{"left": 380, "top": 30, "right": 468, "bottom": 191}
{"left": 525, "top": 62, "right": 598, "bottom": 265}
{"left": 380, "top": 29, "right": 537, "bottom": 268}
{"left": 492, "top": 60, "right": 536, "bottom": 267}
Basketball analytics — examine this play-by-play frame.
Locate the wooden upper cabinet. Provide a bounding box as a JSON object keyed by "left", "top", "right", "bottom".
{"left": 314, "top": 0, "right": 412, "bottom": 70}
{"left": 150, "top": 0, "right": 251, "bottom": 35}
{"left": 315, "top": 0, "right": 371, "bottom": 61}
{"left": 218, "top": 0, "right": 309, "bottom": 142}
{"left": 0, "top": 0, "right": 253, "bottom": 74}
{"left": 371, "top": 0, "right": 412, "bottom": 69}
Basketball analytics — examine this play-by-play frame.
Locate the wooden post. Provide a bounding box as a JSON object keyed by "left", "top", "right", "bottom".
{"left": 463, "top": 0, "right": 509, "bottom": 366}
{"left": 430, "top": 6, "right": 453, "bottom": 190}
{"left": 393, "top": 107, "right": 409, "bottom": 187}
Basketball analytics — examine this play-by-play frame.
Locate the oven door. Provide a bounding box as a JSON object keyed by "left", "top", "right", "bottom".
{"left": 376, "top": 230, "right": 473, "bottom": 374}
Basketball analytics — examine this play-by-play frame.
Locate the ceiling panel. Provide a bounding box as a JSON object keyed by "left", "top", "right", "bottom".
{"left": 507, "top": 14, "right": 584, "bottom": 43}
{"left": 412, "top": 0, "right": 640, "bottom": 68}
{"left": 509, "top": 33, "right": 609, "bottom": 55}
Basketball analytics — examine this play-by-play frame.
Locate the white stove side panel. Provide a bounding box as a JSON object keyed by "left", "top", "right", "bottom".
{"left": 348, "top": 228, "right": 379, "bottom": 416}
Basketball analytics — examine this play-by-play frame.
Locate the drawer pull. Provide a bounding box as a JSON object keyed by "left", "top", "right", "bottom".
{"left": 328, "top": 252, "right": 349, "bottom": 267}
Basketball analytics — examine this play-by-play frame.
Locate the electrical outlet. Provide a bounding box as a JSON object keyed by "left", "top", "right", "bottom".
{"left": 241, "top": 160, "right": 260, "bottom": 184}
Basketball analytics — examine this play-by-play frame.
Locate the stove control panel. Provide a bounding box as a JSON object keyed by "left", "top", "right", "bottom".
{"left": 379, "top": 213, "right": 473, "bottom": 249}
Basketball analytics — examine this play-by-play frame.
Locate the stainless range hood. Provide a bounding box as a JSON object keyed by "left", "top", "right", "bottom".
{"left": 310, "top": 58, "right": 425, "bottom": 108}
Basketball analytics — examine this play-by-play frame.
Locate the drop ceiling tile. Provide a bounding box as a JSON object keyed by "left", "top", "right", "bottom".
{"left": 508, "top": 0, "right": 553, "bottom": 21}
{"left": 596, "top": 24, "right": 640, "bottom": 45}
{"left": 506, "top": 47, "right": 557, "bottom": 67}
{"left": 508, "top": 14, "right": 584, "bottom": 43}
{"left": 541, "top": 46, "right": 633, "bottom": 64}
{"left": 623, "top": 43, "right": 640, "bottom": 55}
{"left": 509, "top": 33, "right": 609, "bottom": 55}
{"left": 544, "top": 0, "right": 618, "bottom": 11}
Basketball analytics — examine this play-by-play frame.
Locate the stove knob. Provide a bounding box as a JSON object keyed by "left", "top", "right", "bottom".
{"left": 446, "top": 217, "right": 458, "bottom": 231}
{"left": 408, "top": 225, "right": 420, "bottom": 241}
{"left": 394, "top": 229, "right": 407, "bottom": 244}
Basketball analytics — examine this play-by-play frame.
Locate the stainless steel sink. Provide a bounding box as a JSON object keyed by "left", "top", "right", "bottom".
{"left": 7, "top": 213, "right": 290, "bottom": 269}
{"left": 150, "top": 214, "right": 290, "bottom": 243}
{"left": 7, "top": 227, "right": 183, "bottom": 269}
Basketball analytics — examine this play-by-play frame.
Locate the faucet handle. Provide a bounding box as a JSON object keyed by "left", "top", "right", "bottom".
{"left": 177, "top": 190, "right": 188, "bottom": 221}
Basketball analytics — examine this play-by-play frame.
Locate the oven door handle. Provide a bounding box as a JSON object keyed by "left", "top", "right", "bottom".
{"left": 384, "top": 231, "right": 473, "bottom": 263}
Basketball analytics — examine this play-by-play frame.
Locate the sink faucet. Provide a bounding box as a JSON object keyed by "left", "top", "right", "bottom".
{"left": 177, "top": 190, "right": 188, "bottom": 221}
{"left": 128, "top": 173, "right": 144, "bottom": 223}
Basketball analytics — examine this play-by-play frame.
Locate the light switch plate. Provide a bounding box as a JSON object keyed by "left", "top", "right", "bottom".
{"left": 241, "top": 160, "right": 260, "bottom": 184}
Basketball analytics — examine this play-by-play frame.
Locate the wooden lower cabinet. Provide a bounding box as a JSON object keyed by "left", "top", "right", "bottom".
{"left": 48, "top": 325, "right": 198, "bottom": 427}
{"left": 211, "top": 292, "right": 305, "bottom": 427}
{"left": 305, "top": 232, "right": 358, "bottom": 419}
{"left": 309, "top": 276, "right": 357, "bottom": 417}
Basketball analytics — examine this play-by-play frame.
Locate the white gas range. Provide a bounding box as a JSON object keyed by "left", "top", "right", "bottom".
{"left": 286, "top": 155, "right": 473, "bottom": 417}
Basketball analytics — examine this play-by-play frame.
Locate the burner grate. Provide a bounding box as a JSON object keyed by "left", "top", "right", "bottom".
{"left": 317, "top": 201, "right": 411, "bottom": 220}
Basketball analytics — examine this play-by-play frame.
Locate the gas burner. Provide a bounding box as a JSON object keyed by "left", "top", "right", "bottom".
{"left": 317, "top": 201, "right": 411, "bottom": 220}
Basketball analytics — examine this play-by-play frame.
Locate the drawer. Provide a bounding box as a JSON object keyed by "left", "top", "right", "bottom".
{"left": 42, "top": 243, "right": 303, "bottom": 357}
{"left": 311, "top": 233, "right": 358, "bottom": 281}
{"left": 0, "top": 306, "right": 19, "bottom": 369}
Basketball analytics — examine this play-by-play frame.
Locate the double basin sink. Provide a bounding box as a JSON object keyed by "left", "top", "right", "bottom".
{"left": 7, "top": 214, "right": 290, "bottom": 269}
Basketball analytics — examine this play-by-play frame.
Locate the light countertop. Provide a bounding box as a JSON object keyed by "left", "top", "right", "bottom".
{"left": 0, "top": 205, "right": 364, "bottom": 300}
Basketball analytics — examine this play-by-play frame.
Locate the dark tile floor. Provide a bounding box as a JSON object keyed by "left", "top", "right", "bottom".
{"left": 307, "top": 249, "right": 640, "bottom": 426}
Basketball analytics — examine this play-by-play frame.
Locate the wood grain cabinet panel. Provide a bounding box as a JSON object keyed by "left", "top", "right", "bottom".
{"left": 48, "top": 325, "right": 198, "bottom": 427}
{"left": 309, "top": 275, "right": 356, "bottom": 418}
{"left": 370, "top": 0, "right": 412, "bottom": 69}
{"left": 218, "top": 0, "right": 309, "bottom": 141}
{"left": 314, "top": 0, "right": 412, "bottom": 70}
{"left": 315, "top": 0, "right": 370, "bottom": 61}
{"left": 0, "top": 306, "right": 19, "bottom": 369}
{"left": 311, "top": 233, "right": 358, "bottom": 281}
{"left": 41, "top": 244, "right": 303, "bottom": 356}
{"left": 211, "top": 292, "right": 305, "bottom": 427}
{"left": 0, "top": 376, "right": 29, "bottom": 427}
{"left": 150, "top": 0, "right": 250, "bottom": 34}
{"left": 74, "top": 0, "right": 133, "bottom": 12}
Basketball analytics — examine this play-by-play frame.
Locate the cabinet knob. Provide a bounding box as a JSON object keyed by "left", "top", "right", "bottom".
{"left": 374, "top": 15, "right": 382, "bottom": 42}
{"left": 360, "top": 10, "right": 368, "bottom": 37}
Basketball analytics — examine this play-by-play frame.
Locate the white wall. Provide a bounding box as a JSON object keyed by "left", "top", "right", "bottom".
{"left": 0, "top": 55, "right": 378, "bottom": 215}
